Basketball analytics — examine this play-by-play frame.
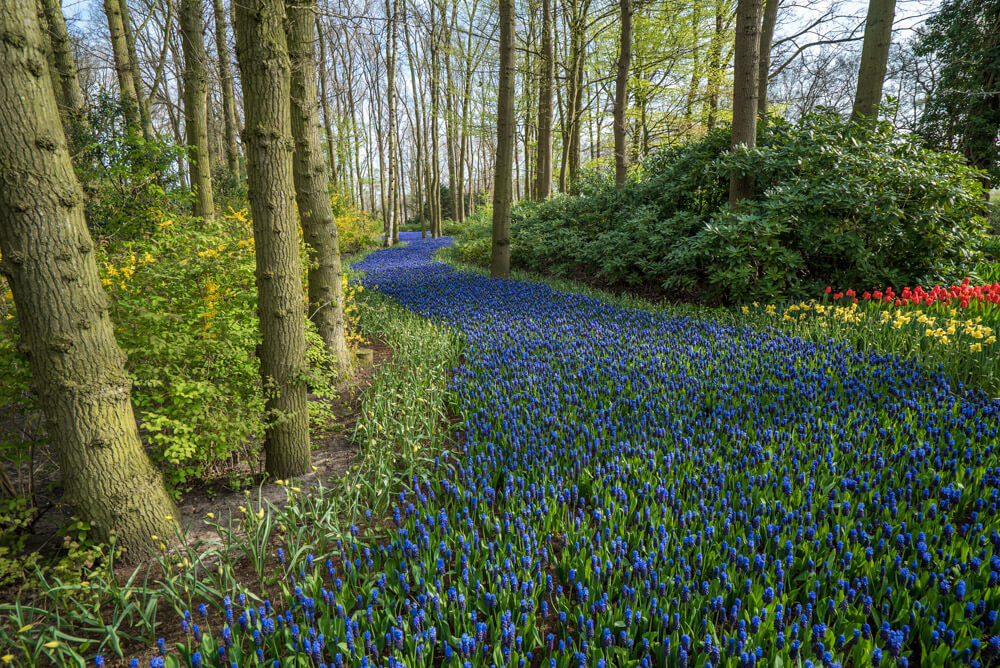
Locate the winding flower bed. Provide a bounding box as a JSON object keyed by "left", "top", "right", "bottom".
{"left": 132, "top": 234, "right": 1000, "bottom": 667}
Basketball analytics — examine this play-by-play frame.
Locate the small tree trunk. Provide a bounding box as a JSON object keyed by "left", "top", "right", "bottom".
{"left": 757, "top": 0, "right": 779, "bottom": 117}
{"left": 0, "top": 0, "right": 178, "bottom": 559}
{"left": 535, "top": 0, "right": 553, "bottom": 199}
{"left": 103, "top": 0, "right": 143, "bottom": 134}
{"left": 181, "top": 0, "right": 215, "bottom": 221}
{"left": 705, "top": 0, "right": 724, "bottom": 130}
{"left": 233, "top": 0, "right": 311, "bottom": 479}
{"left": 729, "top": 0, "right": 764, "bottom": 208}
{"left": 491, "top": 0, "right": 514, "bottom": 278}
{"left": 286, "top": 0, "right": 351, "bottom": 374}
{"left": 851, "top": 0, "right": 897, "bottom": 121}
{"left": 613, "top": 0, "right": 632, "bottom": 190}
{"left": 212, "top": 0, "right": 242, "bottom": 178}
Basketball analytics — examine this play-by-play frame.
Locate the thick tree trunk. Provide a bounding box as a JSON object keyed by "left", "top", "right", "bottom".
{"left": 757, "top": 0, "right": 779, "bottom": 117}
{"left": 212, "top": 0, "right": 242, "bottom": 177}
{"left": 181, "top": 0, "right": 215, "bottom": 221}
{"left": 0, "top": 0, "right": 178, "bottom": 559}
{"left": 103, "top": 0, "right": 143, "bottom": 134}
{"left": 233, "top": 0, "right": 311, "bottom": 479}
{"left": 613, "top": 0, "right": 632, "bottom": 190}
{"left": 286, "top": 0, "right": 351, "bottom": 374}
{"left": 851, "top": 0, "right": 896, "bottom": 121}
{"left": 491, "top": 0, "right": 514, "bottom": 278}
{"left": 534, "top": 0, "right": 553, "bottom": 199}
{"left": 729, "top": 0, "right": 764, "bottom": 208}
{"left": 119, "top": 0, "right": 154, "bottom": 140}
{"left": 37, "top": 0, "right": 88, "bottom": 140}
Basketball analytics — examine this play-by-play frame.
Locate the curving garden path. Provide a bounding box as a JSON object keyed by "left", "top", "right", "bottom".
{"left": 343, "top": 232, "right": 1000, "bottom": 667}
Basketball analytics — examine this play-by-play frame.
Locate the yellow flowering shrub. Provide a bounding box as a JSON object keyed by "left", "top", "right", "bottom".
{"left": 332, "top": 192, "right": 382, "bottom": 253}
{"left": 1, "top": 207, "right": 366, "bottom": 494}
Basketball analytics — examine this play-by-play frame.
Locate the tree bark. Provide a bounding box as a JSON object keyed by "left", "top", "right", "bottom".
{"left": 286, "top": 0, "right": 351, "bottom": 374}
{"left": 315, "top": 16, "right": 337, "bottom": 184}
{"left": 384, "top": 0, "right": 399, "bottom": 245}
{"left": 119, "top": 0, "right": 155, "bottom": 140}
{"left": 429, "top": 0, "right": 443, "bottom": 236}
{"left": 613, "top": 0, "right": 632, "bottom": 190}
{"left": 212, "top": 0, "right": 242, "bottom": 177}
{"left": 37, "top": 0, "right": 88, "bottom": 141}
{"left": 729, "top": 0, "right": 764, "bottom": 208}
{"left": 851, "top": 0, "right": 896, "bottom": 121}
{"left": 491, "top": 0, "right": 514, "bottom": 278}
{"left": 534, "top": 0, "right": 553, "bottom": 199}
{"left": 0, "top": 0, "right": 178, "bottom": 559}
{"left": 181, "top": 0, "right": 215, "bottom": 221}
{"left": 705, "top": 0, "right": 724, "bottom": 130}
{"left": 757, "top": 0, "right": 779, "bottom": 117}
{"left": 233, "top": 0, "right": 311, "bottom": 478}
{"left": 103, "top": 0, "right": 143, "bottom": 134}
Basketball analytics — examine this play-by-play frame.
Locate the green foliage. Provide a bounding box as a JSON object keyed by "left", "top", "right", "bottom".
{"left": 915, "top": 0, "right": 1000, "bottom": 184}
{"left": 458, "top": 112, "right": 990, "bottom": 303}
{"left": 71, "top": 90, "right": 188, "bottom": 240}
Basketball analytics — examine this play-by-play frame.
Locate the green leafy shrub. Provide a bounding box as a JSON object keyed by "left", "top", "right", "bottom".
{"left": 479, "top": 111, "right": 990, "bottom": 303}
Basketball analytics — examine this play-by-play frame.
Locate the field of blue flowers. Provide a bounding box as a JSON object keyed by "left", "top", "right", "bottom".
{"left": 139, "top": 232, "right": 1000, "bottom": 667}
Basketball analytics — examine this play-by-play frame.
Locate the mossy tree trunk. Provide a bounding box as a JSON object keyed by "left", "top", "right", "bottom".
{"left": 534, "top": 0, "right": 553, "bottom": 200}
{"left": 119, "top": 0, "right": 155, "bottom": 141}
{"left": 851, "top": 0, "right": 897, "bottom": 121}
{"left": 0, "top": 0, "right": 179, "bottom": 560}
{"left": 613, "top": 0, "right": 632, "bottom": 191}
{"left": 491, "top": 0, "right": 514, "bottom": 278}
{"left": 233, "top": 0, "right": 311, "bottom": 479}
{"left": 728, "top": 0, "right": 763, "bottom": 208}
{"left": 103, "top": 0, "right": 143, "bottom": 134}
{"left": 212, "top": 0, "right": 242, "bottom": 179}
{"left": 36, "top": 0, "right": 89, "bottom": 141}
{"left": 181, "top": 0, "right": 215, "bottom": 221}
{"left": 286, "top": 0, "right": 352, "bottom": 374}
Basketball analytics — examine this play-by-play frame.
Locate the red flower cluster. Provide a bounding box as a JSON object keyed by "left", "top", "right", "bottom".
{"left": 826, "top": 278, "right": 1000, "bottom": 310}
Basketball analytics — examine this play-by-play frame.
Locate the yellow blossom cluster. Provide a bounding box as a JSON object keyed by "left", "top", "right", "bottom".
{"left": 102, "top": 251, "right": 156, "bottom": 291}
{"left": 744, "top": 299, "right": 997, "bottom": 355}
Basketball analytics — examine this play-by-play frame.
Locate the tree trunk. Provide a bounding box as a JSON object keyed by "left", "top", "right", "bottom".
{"left": 384, "top": 0, "right": 399, "bottom": 245}
{"left": 613, "top": 0, "right": 632, "bottom": 190}
{"left": 233, "top": 0, "right": 311, "bottom": 479}
{"left": 0, "top": 0, "right": 178, "bottom": 559}
{"left": 851, "top": 0, "right": 896, "bottom": 121}
{"left": 103, "top": 0, "right": 143, "bottom": 134}
{"left": 430, "top": 0, "right": 442, "bottom": 236}
{"left": 212, "top": 0, "right": 242, "bottom": 177}
{"left": 491, "top": 0, "right": 514, "bottom": 278}
{"left": 315, "top": 17, "right": 337, "bottom": 184}
{"left": 119, "top": 0, "right": 155, "bottom": 140}
{"left": 37, "top": 0, "right": 88, "bottom": 141}
{"left": 181, "top": 0, "right": 215, "bottom": 221}
{"left": 535, "top": 0, "right": 553, "bottom": 199}
{"left": 728, "top": 0, "right": 764, "bottom": 208}
{"left": 286, "top": 0, "right": 351, "bottom": 374}
{"left": 403, "top": 4, "right": 426, "bottom": 235}
{"left": 757, "top": 0, "right": 779, "bottom": 117}
{"left": 705, "top": 0, "right": 724, "bottom": 130}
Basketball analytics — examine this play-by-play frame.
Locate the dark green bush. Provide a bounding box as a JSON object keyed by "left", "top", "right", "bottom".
{"left": 474, "top": 111, "right": 989, "bottom": 303}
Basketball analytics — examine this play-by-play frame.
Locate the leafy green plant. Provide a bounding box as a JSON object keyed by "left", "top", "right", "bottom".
{"left": 463, "top": 112, "right": 990, "bottom": 304}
